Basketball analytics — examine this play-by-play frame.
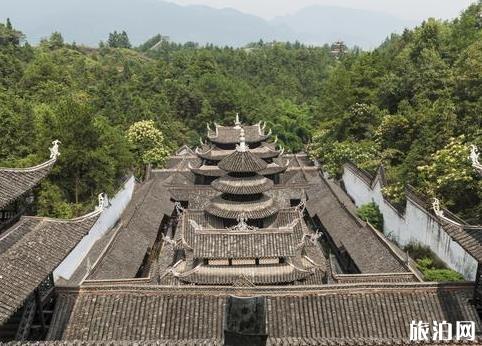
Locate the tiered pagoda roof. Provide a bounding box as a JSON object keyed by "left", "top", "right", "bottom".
{"left": 207, "top": 116, "right": 271, "bottom": 145}
{"left": 205, "top": 129, "right": 278, "bottom": 221}
{"left": 189, "top": 115, "right": 289, "bottom": 179}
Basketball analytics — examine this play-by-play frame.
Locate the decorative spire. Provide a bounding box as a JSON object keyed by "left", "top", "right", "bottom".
{"left": 234, "top": 113, "right": 241, "bottom": 129}
{"left": 49, "top": 140, "right": 61, "bottom": 160}
{"left": 236, "top": 127, "right": 249, "bottom": 152}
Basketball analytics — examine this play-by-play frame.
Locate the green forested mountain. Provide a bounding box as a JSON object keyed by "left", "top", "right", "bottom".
{"left": 0, "top": 2, "right": 480, "bottom": 222}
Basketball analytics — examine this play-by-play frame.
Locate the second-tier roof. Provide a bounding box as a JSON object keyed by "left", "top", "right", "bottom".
{"left": 211, "top": 174, "right": 274, "bottom": 195}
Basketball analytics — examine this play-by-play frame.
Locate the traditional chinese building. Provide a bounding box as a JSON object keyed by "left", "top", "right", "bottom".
{"left": 0, "top": 142, "right": 103, "bottom": 341}
{"left": 1, "top": 119, "right": 481, "bottom": 344}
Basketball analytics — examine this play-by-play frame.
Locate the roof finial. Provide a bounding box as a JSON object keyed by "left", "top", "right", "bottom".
{"left": 234, "top": 113, "right": 241, "bottom": 129}
{"left": 95, "top": 192, "right": 108, "bottom": 212}
{"left": 432, "top": 198, "right": 444, "bottom": 217}
{"left": 469, "top": 144, "right": 480, "bottom": 166}
{"left": 49, "top": 140, "right": 61, "bottom": 160}
{"left": 237, "top": 127, "right": 249, "bottom": 152}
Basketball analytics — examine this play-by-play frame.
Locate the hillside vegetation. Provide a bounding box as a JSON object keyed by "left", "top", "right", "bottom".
{"left": 0, "top": 2, "right": 480, "bottom": 223}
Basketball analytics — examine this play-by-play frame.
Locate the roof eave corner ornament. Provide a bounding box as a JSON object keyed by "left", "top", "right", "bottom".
{"left": 206, "top": 123, "right": 212, "bottom": 133}
{"left": 175, "top": 201, "right": 185, "bottom": 215}
{"left": 189, "top": 219, "right": 203, "bottom": 231}
{"left": 49, "top": 140, "right": 61, "bottom": 160}
{"left": 302, "top": 230, "right": 322, "bottom": 244}
{"left": 236, "top": 127, "right": 249, "bottom": 152}
{"left": 432, "top": 198, "right": 444, "bottom": 218}
{"left": 234, "top": 113, "right": 241, "bottom": 129}
{"left": 469, "top": 144, "right": 482, "bottom": 171}
{"left": 95, "top": 192, "right": 108, "bottom": 212}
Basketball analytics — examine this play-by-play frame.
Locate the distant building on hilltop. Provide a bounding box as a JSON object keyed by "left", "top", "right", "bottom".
{"left": 330, "top": 40, "right": 347, "bottom": 59}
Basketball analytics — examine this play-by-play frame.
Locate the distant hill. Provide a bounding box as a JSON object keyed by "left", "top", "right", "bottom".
{"left": 272, "top": 5, "right": 417, "bottom": 48}
{"left": 0, "top": 0, "right": 417, "bottom": 48}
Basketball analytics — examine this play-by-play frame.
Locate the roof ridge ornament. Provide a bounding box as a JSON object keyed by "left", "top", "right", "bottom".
{"left": 189, "top": 219, "right": 203, "bottom": 231}
{"left": 432, "top": 198, "right": 444, "bottom": 218}
{"left": 469, "top": 144, "right": 481, "bottom": 169}
{"left": 175, "top": 202, "right": 185, "bottom": 215}
{"left": 95, "top": 192, "right": 108, "bottom": 212}
{"left": 302, "top": 230, "right": 323, "bottom": 244}
{"left": 236, "top": 127, "right": 249, "bottom": 152}
{"left": 228, "top": 212, "right": 258, "bottom": 232}
{"left": 49, "top": 140, "right": 61, "bottom": 160}
{"left": 234, "top": 113, "right": 241, "bottom": 129}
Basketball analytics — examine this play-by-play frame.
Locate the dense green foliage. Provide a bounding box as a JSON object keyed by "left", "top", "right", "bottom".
{"left": 356, "top": 202, "right": 384, "bottom": 231}
{"left": 404, "top": 243, "right": 464, "bottom": 282}
{"left": 0, "top": 2, "right": 480, "bottom": 222}
{"left": 309, "top": 3, "right": 482, "bottom": 223}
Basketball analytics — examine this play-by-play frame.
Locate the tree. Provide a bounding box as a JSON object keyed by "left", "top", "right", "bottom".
{"left": 357, "top": 202, "right": 384, "bottom": 231}
{"left": 417, "top": 136, "right": 481, "bottom": 221}
{"left": 127, "top": 120, "right": 170, "bottom": 169}
{"left": 107, "top": 30, "right": 131, "bottom": 49}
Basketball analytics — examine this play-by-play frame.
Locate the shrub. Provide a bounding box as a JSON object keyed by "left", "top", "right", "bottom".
{"left": 403, "top": 242, "right": 445, "bottom": 268}
{"left": 416, "top": 257, "right": 464, "bottom": 282}
{"left": 357, "top": 202, "right": 384, "bottom": 231}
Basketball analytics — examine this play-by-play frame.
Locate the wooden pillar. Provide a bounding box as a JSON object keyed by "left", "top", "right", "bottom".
{"left": 34, "top": 288, "right": 46, "bottom": 333}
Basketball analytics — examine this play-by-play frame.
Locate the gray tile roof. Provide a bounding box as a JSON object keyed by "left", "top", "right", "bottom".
{"left": 208, "top": 124, "right": 270, "bottom": 144}
{"left": 218, "top": 150, "right": 267, "bottom": 173}
{"left": 178, "top": 211, "right": 298, "bottom": 259}
{"left": 305, "top": 177, "right": 408, "bottom": 274}
{"left": 171, "top": 263, "right": 320, "bottom": 285}
{"left": 211, "top": 174, "right": 273, "bottom": 195}
{"left": 88, "top": 179, "right": 173, "bottom": 280}
{"left": 47, "top": 283, "right": 480, "bottom": 342}
{"left": 0, "top": 158, "right": 56, "bottom": 209}
{"left": 0, "top": 212, "right": 99, "bottom": 324}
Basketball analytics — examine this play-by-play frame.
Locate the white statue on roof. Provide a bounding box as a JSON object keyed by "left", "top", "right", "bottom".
{"left": 469, "top": 144, "right": 480, "bottom": 167}
{"left": 49, "top": 140, "right": 61, "bottom": 160}
{"left": 96, "top": 192, "right": 108, "bottom": 212}
{"left": 432, "top": 198, "right": 444, "bottom": 218}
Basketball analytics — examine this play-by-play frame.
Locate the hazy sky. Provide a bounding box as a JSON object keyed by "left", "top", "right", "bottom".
{"left": 167, "top": 0, "right": 477, "bottom": 20}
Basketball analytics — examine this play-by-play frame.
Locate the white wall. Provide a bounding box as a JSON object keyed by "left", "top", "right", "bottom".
{"left": 342, "top": 166, "right": 478, "bottom": 280}
{"left": 53, "top": 175, "right": 135, "bottom": 281}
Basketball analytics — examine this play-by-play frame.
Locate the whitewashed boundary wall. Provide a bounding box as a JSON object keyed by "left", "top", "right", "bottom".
{"left": 53, "top": 175, "right": 136, "bottom": 281}
{"left": 342, "top": 164, "right": 478, "bottom": 280}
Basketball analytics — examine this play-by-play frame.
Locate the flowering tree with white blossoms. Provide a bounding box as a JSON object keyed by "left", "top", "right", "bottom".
{"left": 127, "top": 120, "right": 170, "bottom": 167}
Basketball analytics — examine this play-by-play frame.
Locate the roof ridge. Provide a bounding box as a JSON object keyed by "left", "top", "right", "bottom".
{"left": 0, "top": 157, "right": 56, "bottom": 172}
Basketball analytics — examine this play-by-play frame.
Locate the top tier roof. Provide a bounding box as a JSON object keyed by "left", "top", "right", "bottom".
{"left": 207, "top": 116, "right": 271, "bottom": 145}
{"left": 218, "top": 129, "right": 268, "bottom": 173}
{"left": 218, "top": 150, "right": 268, "bottom": 173}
